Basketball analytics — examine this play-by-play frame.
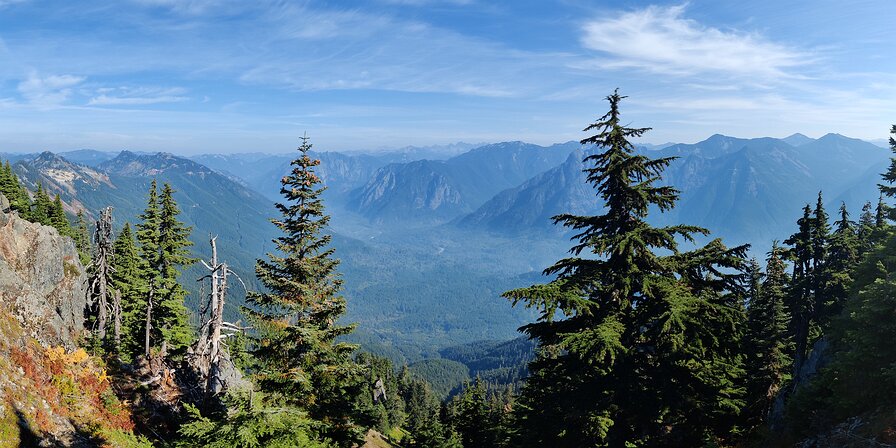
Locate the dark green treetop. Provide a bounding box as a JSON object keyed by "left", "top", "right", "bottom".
{"left": 502, "top": 91, "right": 748, "bottom": 447}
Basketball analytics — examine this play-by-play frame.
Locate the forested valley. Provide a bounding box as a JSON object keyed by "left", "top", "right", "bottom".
{"left": 1, "top": 92, "right": 895, "bottom": 447}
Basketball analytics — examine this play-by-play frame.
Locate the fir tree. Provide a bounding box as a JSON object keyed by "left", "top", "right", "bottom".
{"left": 31, "top": 182, "right": 52, "bottom": 226}
{"left": 155, "top": 183, "right": 195, "bottom": 354}
{"left": 0, "top": 161, "right": 30, "bottom": 217}
{"left": 245, "top": 136, "right": 369, "bottom": 446}
{"left": 135, "top": 180, "right": 195, "bottom": 358}
{"left": 857, "top": 201, "right": 876, "bottom": 256}
{"left": 398, "top": 368, "right": 460, "bottom": 448}
{"left": 448, "top": 378, "right": 502, "bottom": 448}
{"left": 136, "top": 181, "right": 161, "bottom": 358}
{"left": 787, "top": 232, "right": 896, "bottom": 435}
{"left": 784, "top": 204, "right": 815, "bottom": 385}
{"left": 178, "top": 391, "right": 330, "bottom": 448}
{"left": 878, "top": 124, "right": 896, "bottom": 199}
{"left": 110, "top": 223, "right": 147, "bottom": 362}
{"left": 49, "top": 194, "right": 71, "bottom": 237}
{"left": 75, "top": 209, "right": 92, "bottom": 265}
{"left": 875, "top": 193, "right": 889, "bottom": 230}
{"left": 744, "top": 246, "right": 791, "bottom": 427}
{"left": 0, "top": 161, "right": 13, "bottom": 199}
{"left": 502, "top": 91, "right": 748, "bottom": 447}
{"left": 823, "top": 203, "right": 859, "bottom": 320}
{"left": 355, "top": 353, "right": 406, "bottom": 435}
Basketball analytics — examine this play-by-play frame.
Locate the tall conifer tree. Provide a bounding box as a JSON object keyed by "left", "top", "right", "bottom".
{"left": 111, "top": 223, "right": 147, "bottom": 361}
{"left": 0, "top": 161, "right": 30, "bottom": 217}
{"left": 857, "top": 201, "right": 876, "bottom": 256}
{"left": 49, "top": 194, "right": 71, "bottom": 237}
{"left": 823, "top": 203, "right": 859, "bottom": 320}
{"left": 155, "top": 183, "right": 195, "bottom": 354}
{"left": 503, "top": 91, "right": 748, "bottom": 447}
{"left": 744, "top": 245, "right": 791, "bottom": 427}
{"left": 246, "top": 136, "right": 369, "bottom": 446}
{"left": 136, "top": 180, "right": 194, "bottom": 358}
{"left": 31, "top": 183, "right": 52, "bottom": 226}
{"left": 785, "top": 204, "right": 814, "bottom": 384}
{"left": 75, "top": 209, "right": 92, "bottom": 265}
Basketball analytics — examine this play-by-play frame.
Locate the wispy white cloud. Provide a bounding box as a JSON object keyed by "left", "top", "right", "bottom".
{"left": 130, "top": 0, "right": 240, "bottom": 15}
{"left": 0, "top": 0, "right": 28, "bottom": 8}
{"left": 579, "top": 4, "right": 810, "bottom": 79}
{"left": 379, "top": 0, "right": 473, "bottom": 5}
{"left": 17, "top": 72, "right": 85, "bottom": 106}
{"left": 87, "top": 86, "right": 188, "bottom": 106}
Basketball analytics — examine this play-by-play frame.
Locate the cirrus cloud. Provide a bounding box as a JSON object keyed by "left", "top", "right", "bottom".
{"left": 580, "top": 4, "right": 811, "bottom": 79}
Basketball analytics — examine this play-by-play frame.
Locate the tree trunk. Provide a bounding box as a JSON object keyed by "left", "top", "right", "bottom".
{"left": 97, "top": 276, "right": 107, "bottom": 341}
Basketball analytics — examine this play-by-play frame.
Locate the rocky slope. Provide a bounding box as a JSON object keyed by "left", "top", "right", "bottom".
{"left": 0, "top": 193, "right": 86, "bottom": 346}
{"left": 0, "top": 195, "right": 140, "bottom": 447}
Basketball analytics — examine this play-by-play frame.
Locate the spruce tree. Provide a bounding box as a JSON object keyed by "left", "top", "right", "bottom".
{"left": 245, "top": 136, "right": 369, "bottom": 446}
{"left": 503, "top": 91, "right": 748, "bottom": 447}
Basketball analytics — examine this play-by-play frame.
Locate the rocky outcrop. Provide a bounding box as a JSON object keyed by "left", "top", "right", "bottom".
{"left": 0, "top": 193, "right": 87, "bottom": 347}
{"left": 0, "top": 193, "right": 141, "bottom": 446}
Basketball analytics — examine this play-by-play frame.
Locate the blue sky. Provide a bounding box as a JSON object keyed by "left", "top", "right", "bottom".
{"left": 0, "top": 0, "right": 894, "bottom": 154}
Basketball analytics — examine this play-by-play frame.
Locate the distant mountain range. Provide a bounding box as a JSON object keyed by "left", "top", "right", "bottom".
{"left": 1, "top": 132, "right": 891, "bottom": 363}
{"left": 349, "top": 141, "right": 579, "bottom": 223}
{"left": 341, "top": 133, "right": 888, "bottom": 247}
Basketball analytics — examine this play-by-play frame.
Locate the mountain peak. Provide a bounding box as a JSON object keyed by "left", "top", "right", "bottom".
{"left": 101, "top": 150, "right": 212, "bottom": 177}
{"left": 782, "top": 133, "right": 814, "bottom": 146}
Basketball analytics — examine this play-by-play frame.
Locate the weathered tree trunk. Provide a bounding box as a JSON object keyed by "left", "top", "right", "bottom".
{"left": 88, "top": 207, "right": 115, "bottom": 346}
{"left": 191, "top": 236, "right": 239, "bottom": 397}
{"left": 208, "top": 260, "right": 227, "bottom": 395}
{"left": 97, "top": 278, "right": 107, "bottom": 341}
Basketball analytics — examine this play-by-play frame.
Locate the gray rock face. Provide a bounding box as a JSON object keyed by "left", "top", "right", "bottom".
{"left": 0, "top": 195, "right": 87, "bottom": 347}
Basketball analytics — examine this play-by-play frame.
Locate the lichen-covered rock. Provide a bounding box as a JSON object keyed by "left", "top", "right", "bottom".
{"left": 0, "top": 193, "right": 87, "bottom": 348}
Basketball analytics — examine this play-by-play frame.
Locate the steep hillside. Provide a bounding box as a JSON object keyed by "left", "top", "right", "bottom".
{"left": 13, "top": 151, "right": 279, "bottom": 321}
{"left": 0, "top": 199, "right": 141, "bottom": 447}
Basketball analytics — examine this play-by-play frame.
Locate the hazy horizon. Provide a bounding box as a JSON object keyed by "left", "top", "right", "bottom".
{"left": 1, "top": 1, "right": 894, "bottom": 154}
{"left": 0, "top": 131, "right": 889, "bottom": 157}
